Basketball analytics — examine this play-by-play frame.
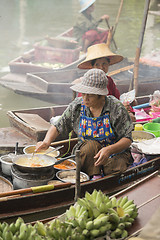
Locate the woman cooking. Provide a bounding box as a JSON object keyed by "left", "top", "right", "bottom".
{"left": 36, "top": 69, "right": 133, "bottom": 180}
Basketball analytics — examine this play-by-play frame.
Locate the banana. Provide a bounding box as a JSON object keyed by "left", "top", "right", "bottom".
{"left": 124, "top": 203, "right": 137, "bottom": 211}
{"left": 125, "top": 221, "right": 132, "bottom": 228}
{"left": 9, "top": 222, "right": 17, "bottom": 235}
{"left": 77, "top": 198, "right": 88, "bottom": 209}
{"left": 66, "top": 225, "right": 72, "bottom": 236}
{"left": 104, "top": 201, "right": 112, "bottom": 213}
{"left": 82, "top": 229, "right": 89, "bottom": 236}
{"left": 90, "top": 229, "right": 100, "bottom": 238}
{"left": 96, "top": 213, "right": 107, "bottom": 219}
{"left": 128, "top": 217, "right": 135, "bottom": 223}
{"left": 123, "top": 199, "right": 134, "bottom": 209}
{"left": 117, "top": 197, "right": 123, "bottom": 207}
{"left": 51, "top": 227, "right": 60, "bottom": 239}
{"left": 59, "top": 225, "right": 66, "bottom": 239}
{"left": 99, "top": 201, "right": 106, "bottom": 213}
{"left": 66, "top": 205, "right": 76, "bottom": 219}
{"left": 85, "top": 191, "right": 92, "bottom": 201}
{"left": 35, "top": 221, "right": 46, "bottom": 236}
{"left": 18, "top": 229, "right": 28, "bottom": 240}
{"left": 4, "top": 230, "right": 13, "bottom": 240}
{"left": 108, "top": 207, "right": 118, "bottom": 215}
{"left": 124, "top": 208, "right": 134, "bottom": 216}
{"left": 86, "top": 220, "right": 94, "bottom": 230}
{"left": 114, "top": 227, "right": 122, "bottom": 237}
{"left": 104, "top": 195, "right": 110, "bottom": 204}
{"left": 121, "top": 229, "right": 128, "bottom": 238}
{"left": 93, "top": 218, "right": 104, "bottom": 229}
{"left": 95, "top": 190, "right": 103, "bottom": 208}
{"left": 75, "top": 203, "right": 81, "bottom": 217}
{"left": 92, "top": 206, "right": 101, "bottom": 218}
{"left": 117, "top": 206, "right": 125, "bottom": 217}
{"left": 109, "top": 213, "right": 120, "bottom": 224}
{"left": 99, "top": 223, "right": 112, "bottom": 235}
{"left": 78, "top": 218, "right": 86, "bottom": 229}
{"left": 111, "top": 196, "right": 117, "bottom": 208}
{"left": 15, "top": 217, "right": 24, "bottom": 231}
{"left": 119, "top": 196, "right": 128, "bottom": 207}
{"left": 118, "top": 222, "right": 125, "bottom": 230}
{"left": 131, "top": 209, "right": 138, "bottom": 219}
{"left": 110, "top": 230, "right": 116, "bottom": 239}
{"left": 91, "top": 189, "right": 98, "bottom": 202}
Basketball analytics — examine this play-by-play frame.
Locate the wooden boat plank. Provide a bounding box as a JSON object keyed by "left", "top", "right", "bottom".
{"left": 16, "top": 113, "right": 51, "bottom": 131}
{"left": 0, "top": 127, "right": 36, "bottom": 151}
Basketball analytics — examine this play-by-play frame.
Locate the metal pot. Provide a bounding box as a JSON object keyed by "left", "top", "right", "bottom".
{"left": 0, "top": 155, "right": 13, "bottom": 176}
{"left": 12, "top": 154, "right": 57, "bottom": 173}
{"left": 11, "top": 167, "right": 54, "bottom": 189}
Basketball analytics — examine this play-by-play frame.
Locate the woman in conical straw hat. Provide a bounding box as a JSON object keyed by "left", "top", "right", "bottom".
{"left": 75, "top": 43, "right": 136, "bottom": 121}
{"left": 76, "top": 42, "right": 123, "bottom": 99}
{"left": 36, "top": 69, "right": 133, "bottom": 180}
{"left": 73, "top": 0, "right": 110, "bottom": 52}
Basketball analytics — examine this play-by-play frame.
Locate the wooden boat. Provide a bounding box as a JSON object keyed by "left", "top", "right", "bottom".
{"left": 0, "top": 89, "right": 158, "bottom": 154}
{"left": 40, "top": 170, "right": 160, "bottom": 238}
{"left": 0, "top": 139, "right": 159, "bottom": 224}
{"left": 0, "top": 99, "right": 160, "bottom": 224}
{"left": 0, "top": 57, "right": 160, "bottom": 104}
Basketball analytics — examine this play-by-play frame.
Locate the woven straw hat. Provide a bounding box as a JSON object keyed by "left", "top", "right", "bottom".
{"left": 79, "top": 0, "right": 96, "bottom": 13}
{"left": 70, "top": 69, "right": 108, "bottom": 95}
{"left": 78, "top": 43, "right": 123, "bottom": 69}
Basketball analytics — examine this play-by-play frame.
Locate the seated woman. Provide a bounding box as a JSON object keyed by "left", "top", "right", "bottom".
{"left": 36, "top": 69, "right": 134, "bottom": 179}
{"left": 73, "top": 0, "right": 109, "bottom": 52}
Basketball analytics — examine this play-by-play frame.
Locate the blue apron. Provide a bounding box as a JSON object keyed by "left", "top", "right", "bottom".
{"left": 78, "top": 101, "right": 116, "bottom": 147}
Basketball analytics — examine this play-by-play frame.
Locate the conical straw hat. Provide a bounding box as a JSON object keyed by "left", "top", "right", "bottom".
{"left": 78, "top": 43, "right": 123, "bottom": 69}
{"left": 79, "top": 0, "right": 96, "bottom": 13}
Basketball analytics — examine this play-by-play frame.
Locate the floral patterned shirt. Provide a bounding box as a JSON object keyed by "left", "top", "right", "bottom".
{"left": 54, "top": 96, "right": 133, "bottom": 141}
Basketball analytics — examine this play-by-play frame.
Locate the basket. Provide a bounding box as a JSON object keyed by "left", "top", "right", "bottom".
{"left": 34, "top": 41, "right": 81, "bottom": 64}
{"left": 143, "top": 122, "right": 160, "bottom": 137}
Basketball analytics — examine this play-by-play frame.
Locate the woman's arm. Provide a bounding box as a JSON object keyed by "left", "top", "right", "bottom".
{"left": 36, "top": 125, "right": 59, "bottom": 152}
{"left": 94, "top": 137, "right": 132, "bottom": 166}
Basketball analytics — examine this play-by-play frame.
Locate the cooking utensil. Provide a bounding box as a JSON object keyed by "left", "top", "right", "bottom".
{"left": 53, "top": 155, "right": 76, "bottom": 166}
{"left": 12, "top": 154, "right": 57, "bottom": 173}
{"left": 0, "top": 155, "right": 13, "bottom": 176}
{"left": 43, "top": 145, "right": 64, "bottom": 156}
{"left": 15, "top": 142, "right": 18, "bottom": 155}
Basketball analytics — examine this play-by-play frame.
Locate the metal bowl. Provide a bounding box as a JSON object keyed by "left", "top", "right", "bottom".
{"left": 0, "top": 155, "right": 13, "bottom": 176}
{"left": 56, "top": 170, "right": 89, "bottom": 184}
{"left": 54, "top": 159, "right": 76, "bottom": 171}
{"left": 132, "top": 130, "right": 156, "bottom": 142}
{"left": 23, "top": 145, "right": 60, "bottom": 158}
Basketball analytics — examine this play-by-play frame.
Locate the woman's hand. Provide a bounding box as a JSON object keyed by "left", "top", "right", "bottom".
{"left": 101, "top": 14, "right": 109, "bottom": 21}
{"left": 94, "top": 146, "right": 112, "bottom": 166}
{"left": 35, "top": 141, "right": 50, "bottom": 152}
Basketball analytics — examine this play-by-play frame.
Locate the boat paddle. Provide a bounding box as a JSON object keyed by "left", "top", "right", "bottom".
{"left": 0, "top": 182, "right": 72, "bottom": 199}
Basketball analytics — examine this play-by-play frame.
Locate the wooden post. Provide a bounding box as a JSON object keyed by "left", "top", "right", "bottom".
{"left": 74, "top": 150, "right": 81, "bottom": 202}
{"left": 112, "top": 0, "right": 124, "bottom": 41}
{"left": 105, "top": 20, "right": 117, "bottom": 50}
{"left": 131, "top": 0, "right": 151, "bottom": 95}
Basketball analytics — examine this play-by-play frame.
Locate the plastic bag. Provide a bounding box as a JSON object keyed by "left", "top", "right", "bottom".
{"left": 120, "top": 89, "right": 135, "bottom": 104}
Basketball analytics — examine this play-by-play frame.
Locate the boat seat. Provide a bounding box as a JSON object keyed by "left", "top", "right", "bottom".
{"left": 16, "top": 113, "right": 50, "bottom": 131}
